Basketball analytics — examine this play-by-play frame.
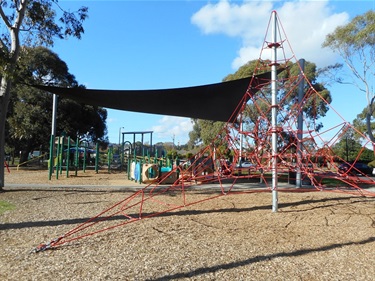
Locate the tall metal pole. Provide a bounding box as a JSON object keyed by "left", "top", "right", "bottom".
{"left": 239, "top": 118, "right": 243, "bottom": 165}
{"left": 118, "top": 127, "right": 124, "bottom": 146}
{"left": 296, "top": 59, "right": 305, "bottom": 187}
{"left": 271, "top": 11, "right": 278, "bottom": 212}
{"left": 51, "top": 94, "right": 57, "bottom": 136}
{"left": 49, "top": 94, "right": 58, "bottom": 180}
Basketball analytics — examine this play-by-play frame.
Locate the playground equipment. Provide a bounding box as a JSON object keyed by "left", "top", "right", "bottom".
{"left": 48, "top": 135, "right": 100, "bottom": 179}
{"left": 142, "top": 163, "right": 159, "bottom": 183}
{"left": 127, "top": 150, "right": 178, "bottom": 184}
{"left": 48, "top": 134, "right": 135, "bottom": 180}
{"left": 119, "top": 130, "right": 181, "bottom": 184}
{"left": 35, "top": 11, "right": 375, "bottom": 252}
{"left": 16, "top": 153, "right": 47, "bottom": 170}
{"left": 3, "top": 161, "right": 9, "bottom": 173}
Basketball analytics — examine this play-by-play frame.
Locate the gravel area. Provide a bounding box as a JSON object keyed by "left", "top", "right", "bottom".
{"left": 1, "top": 168, "right": 375, "bottom": 280}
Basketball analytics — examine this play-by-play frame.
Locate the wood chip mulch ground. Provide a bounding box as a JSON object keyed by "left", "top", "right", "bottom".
{"left": 1, "top": 168, "right": 374, "bottom": 280}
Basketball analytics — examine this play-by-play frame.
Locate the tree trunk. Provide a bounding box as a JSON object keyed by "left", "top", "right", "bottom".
{"left": 0, "top": 78, "right": 11, "bottom": 189}
{"left": 366, "top": 111, "right": 375, "bottom": 147}
{"left": 0, "top": 0, "right": 29, "bottom": 190}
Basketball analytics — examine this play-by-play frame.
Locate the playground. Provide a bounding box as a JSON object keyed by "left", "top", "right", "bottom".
{"left": 2, "top": 11, "right": 375, "bottom": 280}
{"left": 1, "top": 169, "right": 374, "bottom": 280}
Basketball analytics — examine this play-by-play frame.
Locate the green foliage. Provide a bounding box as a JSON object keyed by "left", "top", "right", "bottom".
{"left": 323, "top": 10, "right": 375, "bottom": 52}
{"left": 227, "top": 60, "right": 331, "bottom": 131}
{"left": 0, "top": 201, "right": 15, "bottom": 215}
{"left": 323, "top": 10, "right": 375, "bottom": 142}
{"left": 187, "top": 119, "right": 202, "bottom": 148}
{"left": 13, "top": 0, "right": 87, "bottom": 47}
{"left": 6, "top": 47, "right": 108, "bottom": 157}
{"left": 186, "top": 152, "right": 194, "bottom": 159}
{"left": 188, "top": 119, "right": 228, "bottom": 153}
{"left": 0, "top": 0, "right": 89, "bottom": 188}
{"left": 166, "top": 150, "right": 178, "bottom": 160}
{"left": 353, "top": 107, "right": 375, "bottom": 140}
{"left": 360, "top": 148, "right": 375, "bottom": 163}
{"left": 332, "top": 135, "right": 374, "bottom": 163}
{"left": 223, "top": 60, "right": 262, "bottom": 81}
{"left": 188, "top": 59, "right": 333, "bottom": 153}
{"left": 16, "top": 46, "right": 77, "bottom": 86}
{"left": 198, "top": 120, "right": 225, "bottom": 146}
{"left": 277, "top": 61, "right": 332, "bottom": 129}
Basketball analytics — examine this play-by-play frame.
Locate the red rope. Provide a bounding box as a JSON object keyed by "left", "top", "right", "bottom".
{"left": 4, "top": 161, "right": 10, "bottom": 173}
{"left": 34, "top": 11, "right": 375, "bottom": 252}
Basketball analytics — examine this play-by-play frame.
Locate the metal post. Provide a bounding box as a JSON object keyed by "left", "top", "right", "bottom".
{"left": 296, "top": 59, "right": 305, "bottom": 188}
{"left": 56, "top": 137, "right": 61, "bottom": 180}
{"left": 48, "top": 134, "right": 54, "bottom": 180}
{"left": 271, "top": 11, "right": 279, "bottom": 212}
{"left": 48, "top": 94, "right": 58, "bottom": 180}
{"left": 141, "top": 133, "right": 144, "bottom": 157}
{"left": 150, "top": 132, "right": 153, "bottom": 154}
{"left": 59, "top": 136, "right": 64, "bottom": 175}
{"left": 118, "top": 126, "right": 124, "bottom": 155}
{"left": 120, "top": 132, "right": 124, "bottom": 171}
{"left": 133, "top": 134, "right": 136, "bottom": 157}
{"left": 51, "top": 94, "right": 57, "bottom": 136}
{"left": 239, "top": 117, "right": 243, "bottom": 166}
{"left": 95, "top": 142, "right": 99, "bottom": 173}
{"left": 66, "top": 136, "right": 71, "bottom": 178}
{"left": 108, "top": 146, "right": 112, "bottom": 173}
{"left": 75, "top": 138, "right": 79, "bottom": 177}
{"left": 83, "top": 147, "right": 86, "bottom": 173}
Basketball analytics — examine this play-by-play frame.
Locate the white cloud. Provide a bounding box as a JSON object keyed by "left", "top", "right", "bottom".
{"left": 191, "top": 0, "right": 272, "bottom": 38}
{"left": 231, "top": 46, "right": 261, "bottom": 70}
{"left": 191, "top": 0, "right": 349, "bottom": 69}
{"left": 152, "top": 116, "right": 193, "bottom": 144}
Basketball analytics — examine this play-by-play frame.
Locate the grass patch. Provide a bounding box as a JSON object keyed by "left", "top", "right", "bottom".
{"left": 0, "top": 201, "right": 15, "bottom": 215}
{"left": 320, "top": 178, "right": 344, "bottom": 186}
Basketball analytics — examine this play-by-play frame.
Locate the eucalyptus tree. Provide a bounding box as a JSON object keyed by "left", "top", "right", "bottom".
{"left": 323, "top": 10, "right": 375, "bottom": 143}
{"left": 234, "top": 60, "right": 331, "bottom": 135}
{"left": 232, "top": 60, "right": 331, "bottom": 161}
{"left": 0, "top": 0, "right": 88, "bottom": 188}
{"left": 8, "top": 47, "right": 108, "bottom": 163}
{"left": 332, "top": 133, "right": 373, "bottom": 163}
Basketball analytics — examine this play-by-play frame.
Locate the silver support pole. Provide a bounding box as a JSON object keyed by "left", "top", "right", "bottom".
{"left": 51, "top": 94, "right": 57, "bottom": 135}
{"left": 271, "top": 11, "right": 279, "bottom": 212}
{"left": 296, "top": 59, "right": 305, "bottom": 188}
{"left": 239, "top": 119, "right": 243, "bottom": 165}
{"left": 49, "top": 93, "right": 58, "bottom": 179}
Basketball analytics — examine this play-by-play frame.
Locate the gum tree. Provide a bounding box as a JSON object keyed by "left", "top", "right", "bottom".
{"left": 0, "top": 0, "right": 88, "bottom": 188}
{"left": 8, "top": 47, "right": 108, "bottom": 163}
{"left": 323, "top": 10, "right": 375, "bottom": 143}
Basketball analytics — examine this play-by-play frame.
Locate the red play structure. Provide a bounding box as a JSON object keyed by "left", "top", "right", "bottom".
{"left": 34, "top": 11, "right": 375, "bottom": 252}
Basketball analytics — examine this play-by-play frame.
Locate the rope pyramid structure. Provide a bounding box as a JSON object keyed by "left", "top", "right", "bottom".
{"left": 34, "top": 11, "right": 375, "bottom": 252}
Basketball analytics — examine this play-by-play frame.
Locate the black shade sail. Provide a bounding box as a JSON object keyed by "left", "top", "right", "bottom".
{"left": 34, "top": 71, "right": 274, "bottom": 123}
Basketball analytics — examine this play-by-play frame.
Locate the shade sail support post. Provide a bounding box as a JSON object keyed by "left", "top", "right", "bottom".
{"left": 270, "top": 11, "right": 279, "bottom": 213}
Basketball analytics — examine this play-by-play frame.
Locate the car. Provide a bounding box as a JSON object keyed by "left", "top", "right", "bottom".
{"left": 235, "top": 161, "right": 256, "bottom": 168}
{"left": 338, "top": 162, "right": 373, "bottom": 176}
{"left": 233, "top": 161, "right": 257, "bottom": 175}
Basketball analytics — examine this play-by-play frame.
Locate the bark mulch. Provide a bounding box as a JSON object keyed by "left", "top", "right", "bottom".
{"left": 1, "top": 168, "right": 374, "bottom": 280}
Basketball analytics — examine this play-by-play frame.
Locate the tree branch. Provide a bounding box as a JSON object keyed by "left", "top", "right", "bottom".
{"left": 10, "top": 0, "right": 28, "bottom": 59}
{"left": 0, "top": 4, "right": 12, "bottom": 29}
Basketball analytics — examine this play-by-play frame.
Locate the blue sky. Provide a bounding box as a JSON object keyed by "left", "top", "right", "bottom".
{"left": 54, "top": 0, "right": 375, "bottom": 145}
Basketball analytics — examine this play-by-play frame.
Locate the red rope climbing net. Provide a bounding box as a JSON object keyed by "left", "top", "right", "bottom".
{"left": 34, "top": 11, "right": 375, "bottom": 252}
